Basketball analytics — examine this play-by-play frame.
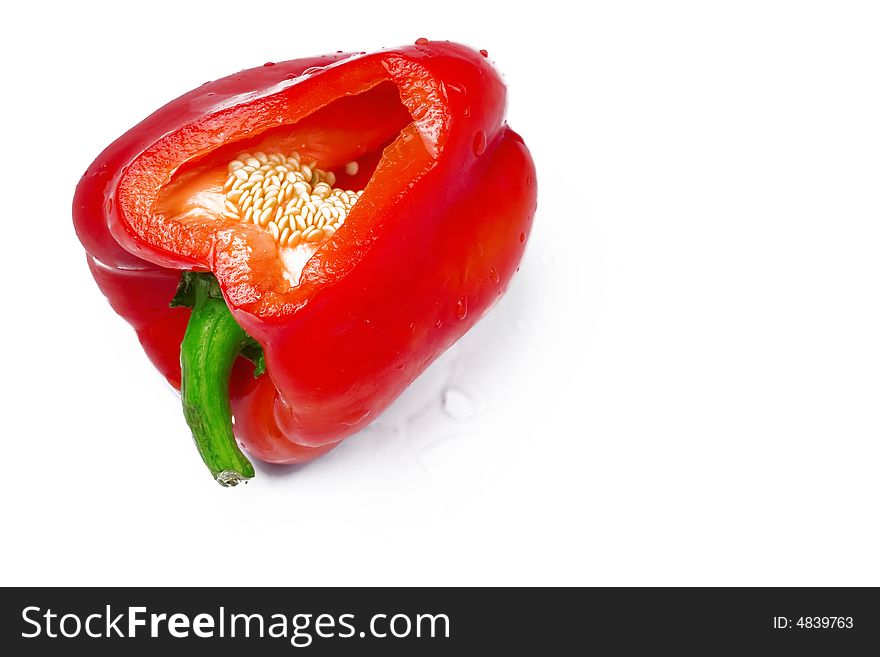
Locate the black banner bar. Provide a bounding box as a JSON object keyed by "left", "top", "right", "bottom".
{"left": 1, "top": 587, "right": 877, "bottom": 654}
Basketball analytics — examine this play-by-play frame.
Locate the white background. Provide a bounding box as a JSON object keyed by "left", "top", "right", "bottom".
{"left": 2, "top": 1, "right": 878, "bottom": 586}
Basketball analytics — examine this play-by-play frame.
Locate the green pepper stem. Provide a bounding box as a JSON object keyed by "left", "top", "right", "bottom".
{"left": 179, "top": 273, "right": 255, "bottom": 486}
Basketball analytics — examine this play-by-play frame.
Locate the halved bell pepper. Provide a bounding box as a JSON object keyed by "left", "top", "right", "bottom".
{"left": 73, "top": 40, "right": 537, "bottom": 486}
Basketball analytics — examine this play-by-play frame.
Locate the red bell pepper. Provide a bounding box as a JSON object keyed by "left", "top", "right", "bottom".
{"left": 73, "top": 40, "right": 536, "bottom": 486}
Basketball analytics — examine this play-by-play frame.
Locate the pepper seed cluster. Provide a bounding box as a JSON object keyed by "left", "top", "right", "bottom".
{"left": 222, "top": 151, "right": 363, "bottom": 248}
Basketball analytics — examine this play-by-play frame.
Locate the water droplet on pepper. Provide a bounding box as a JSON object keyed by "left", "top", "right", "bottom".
{"left": 473, "top": 130, "right": 486, "bottom": 156}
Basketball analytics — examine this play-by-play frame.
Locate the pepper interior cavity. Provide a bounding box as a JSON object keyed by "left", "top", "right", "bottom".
{"left": 222, "top": 151, "right": 363, "bottom": 249}
{"left": 153, "top": 81, "right": 413, "bottom": 288}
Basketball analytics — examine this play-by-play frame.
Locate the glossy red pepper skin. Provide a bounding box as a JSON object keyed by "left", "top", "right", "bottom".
{"left": 73, "top": 41, "right": 536, "bottom": 464}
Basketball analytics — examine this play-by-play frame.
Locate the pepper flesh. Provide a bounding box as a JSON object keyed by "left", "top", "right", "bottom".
{"left": 73, "top": 41, "right": 537, "bottom": 483}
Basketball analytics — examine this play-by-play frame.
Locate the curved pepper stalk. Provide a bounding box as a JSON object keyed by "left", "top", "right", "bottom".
{"left": 172, "top": 272, "right": 264, "bottom": 486}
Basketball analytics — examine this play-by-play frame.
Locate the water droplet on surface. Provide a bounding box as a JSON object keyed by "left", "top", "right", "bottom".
{"left": 442, "top": 387, "right": 477, "bottom": 421}
{"left": 463, "top": 106, "right": 470, "bottom": 117}
{"left": 409, "top": 322, "right": 416, "bottom": 333}
{"left": 302, "top": 67, "right": 323, "bottom": 76}
{"left": 264, "top": 62, "right": 275, "bottom": 67}
{"left": 285, "top": 73, "right": 297, "bottom": 80}
{"left": 472, "top": 130, "right": 486, "bottom": 156}
{"left": 435, "top": 319, "right": 442, "bottom": 328}
{"left": 479, "top": 49, "right": 489, "bottom": 58}
{"left": 519, "top": 232, "right": 526, "bottom": 243}
{"left": 415, "top": 37, "right": 429, "bottom": 45}
{"left": 455, "top": 298, "right": 468, "bottom": 320}
{"left": 489, "top": 267, "right": 499, "bottom": 283}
